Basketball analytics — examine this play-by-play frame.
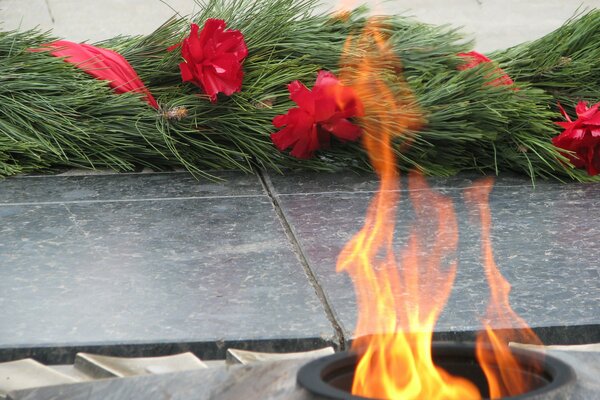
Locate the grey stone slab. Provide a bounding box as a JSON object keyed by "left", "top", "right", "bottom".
{"left": 7, "top": 360, "right": 316, "bottom": 400}
{"left": 225, "top": 347, "right": 334, "bottom": 365}
{"left": 47, "top": 365, "right": 92, "bottom": 382}
{"left": 316, "top": 0, "right": 600, "bottom": 52}
{"left": 0, "top": 359, "right": 76, "bottom": 398}
{"left": 0, "top": 0, "right": 53, "bottom": 32}
{"left": 3, "top": 0, "right": 600, "bottom": 52}
{"left": 7, "top": 348, "right": 600, "bottom": 400}
{"left": 0, "top": 173, "right": 335, "bottom": 363}
{"left": 0, "top": 171, "right": 263, "bottom": 204}
{"left": 46, "top": 0, "right": 197, "bottom": 43}
{"left": 267, "top": 170, "right": 554, "bottom": 195}
{"left": 266, "top": 172, "right": 600, "bottom": 345}
{"left": 73, "top": 352, "right": 207, "bottom": 379}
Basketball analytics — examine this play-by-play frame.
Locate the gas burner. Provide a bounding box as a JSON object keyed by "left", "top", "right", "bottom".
{"left": 297, "top": 342, "right": 576, "bottom": 400}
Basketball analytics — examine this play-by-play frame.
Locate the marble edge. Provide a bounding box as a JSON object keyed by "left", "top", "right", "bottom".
{"left": 265, "top": 171, "right": 600, "bottom": 197}
{"left": 8, "top": 347, "right": 600, "bottom": 400}
{"left": 5, "top": 170, "right": 251, "bottom": 180}
{"left": 271, "top": 183, "right": 600, "bottom": 197}
{"left": 343, "top": 324, "right": 600, "bottom": 349}
{"left": 0, "top": 336, "right": 340, "bottom": 365}
{"left": 0, "top": 171, "right": 267, "bottom": 204}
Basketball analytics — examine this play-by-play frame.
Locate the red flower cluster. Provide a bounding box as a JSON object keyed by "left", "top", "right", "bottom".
{"left": 457, "top": 51, "right": 514, "bottom": 87}
{"left": 172, "top": 19, "right": 248, "bottom": 102}
{"left": 553, "top": 101, "right": 600, "bottom": 176}
{"left": 37, "top": 41, "right": 158, "bottom": 108}
{"left": 271, "top": 71, "right": 363, "bottom": 159}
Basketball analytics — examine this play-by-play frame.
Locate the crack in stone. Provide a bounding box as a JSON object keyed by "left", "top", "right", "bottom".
{"left": 256, "top": 170, "right": 347, "bottom": 350}
{"left": 44, "top": 0, "right": 55, "bottom": 23}
{"left": 63, "top": 204, "right": 90, "bottom": 238}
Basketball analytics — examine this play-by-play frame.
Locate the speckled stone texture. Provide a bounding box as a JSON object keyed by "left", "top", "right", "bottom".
{"left": 0, "top": 172, "right": 336, "bottom": 364}
{"left": 4, "top": 0, "right": 600, "bottom": 53}
{"left": 265, "top": 171, "right": 600, "bottom": 346}
{"left": 1, "top": 170, "right": 598, "bottom": 365}
{"left": 7, "top": 348, "right": 600, "bottom": 400}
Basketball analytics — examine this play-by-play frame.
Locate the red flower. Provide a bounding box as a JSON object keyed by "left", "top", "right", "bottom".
{"left": 553, "top": 101, "right": 600, "bottom": 176}
{"left": 457, "top": 51, "right": 514, "bottom": 87}
{"left": 35, "top": 41, "right": 158, "bottom": 108}
{"left": 271, "top": 71, "right": 363, "bottom": 159}
{"left": 172, "top": 20, "right": 248, "bottom": 102}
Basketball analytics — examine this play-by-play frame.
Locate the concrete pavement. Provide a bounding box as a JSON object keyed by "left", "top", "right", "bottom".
{"left": 1, "top": 0, "right": 600, "bottom": 51}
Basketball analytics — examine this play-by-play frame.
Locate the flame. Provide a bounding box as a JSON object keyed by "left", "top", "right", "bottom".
{"left": 336, "top": 15, "right": 543, "bottom": 400}
{"left": 336, "top": 19, "right": 480, "bottom": 400}
{"left": 465, "top": 180, "right": 543, "bottom": 398}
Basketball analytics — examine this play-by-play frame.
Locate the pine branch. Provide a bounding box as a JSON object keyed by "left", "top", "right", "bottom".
{"left": 0, "top": 1, "right": 599, "bottom": 182}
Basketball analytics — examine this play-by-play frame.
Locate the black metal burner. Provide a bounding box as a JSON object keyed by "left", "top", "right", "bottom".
{"left": 297, "top": 342, "right": 576, "bottom": 400}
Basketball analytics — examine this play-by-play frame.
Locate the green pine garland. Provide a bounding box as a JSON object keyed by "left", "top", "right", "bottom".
{"left": 0, "top": 0, "right": 599, "bottom": 181}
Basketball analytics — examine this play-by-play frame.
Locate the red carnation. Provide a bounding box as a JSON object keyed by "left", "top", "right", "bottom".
{"left": 553, "top": 101, "right": 600, "bottom": 176}
{"left": 172, "top": 19, "right": 248, "bottom": 102}
{"left": 271, "top": 71, "right": 363, "bottom": 159}
{"left": 458, "top": 51, "right": 514, "bottom": 87}
{"left": 34, "top": 41, "right": 158, "bottom": 108}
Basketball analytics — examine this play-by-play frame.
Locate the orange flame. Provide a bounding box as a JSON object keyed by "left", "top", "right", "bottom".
{"left": 465, "top": 180, "right": 543, "bottom": 398}
{"left": 336, "top": 19, "right": 480, "bottom": 400}
{"left": 336, "top": 16, "right": 543, "bottom": 400}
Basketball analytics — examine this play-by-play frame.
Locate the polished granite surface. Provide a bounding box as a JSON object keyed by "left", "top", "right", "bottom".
{"left": 266, "top": 172, "right": 600, "bottom": 345}
{"left": 0, "top": 172, "right": 335, "bottom": 363}
{"left": 0, "top": 171, "right": 264, "bottom": 204}
{"left": 0, "top": 170, "right": 599, "bottom": 364}
{"left": 8, "top": 348, "right": 600, "bottom": 400}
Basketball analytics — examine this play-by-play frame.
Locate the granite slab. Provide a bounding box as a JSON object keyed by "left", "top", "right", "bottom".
{"left": 0, "top": 359, "right": 75, "bottom": 398}
{"left": 225, "top": 347, "right": 334, "bottom": 365}
{"left": 4, "top": 0, "right": 600, "bottom": 53}
{"left": 8, "top": 348, "right": 600, "bottom": 400}
{"left": 0, "top": 171, "right": 263, "bottom": 204}
{"left": 0, "top": 172, "right": 336, "bottom": 364}
{"left": 73, "top": 352, "right": 207, "bottom": 378}
{"left": 265, "top": 171, "right": 600, "bottom": 346}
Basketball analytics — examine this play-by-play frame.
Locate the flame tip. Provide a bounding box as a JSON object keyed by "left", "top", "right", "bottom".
{"left": 336, "top": 10, "right": 540, "bottom": 398}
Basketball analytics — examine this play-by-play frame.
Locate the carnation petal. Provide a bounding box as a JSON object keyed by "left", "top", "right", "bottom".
{"left": 199, "top": 19, "right": 226, "bottom": 46}
{"left": 290, "top": 125, "right": 319, "bottom": 159}
{"left": 585, "top": 113, "right": 600, "bottom": 126}
{"left": 554, "top": 101, "right": 600, "bottom": 176}
{"left": 216, "top": 33, "right": 248, "bottom": 59}
{"left": 179, "top": 62, "right": 194, "bottom": 82}
{"left": 271, "top": 127, "right": 298, "bottom": 151}
{"left": 199, "top": 70, "right": 223, "bottom": 101}
{"left": 314, "top": 93, "right": 337, "bottom": 122}
{"left": 288, "top": 81, "right": 315, "bottom": 114}
{"left": 272, "top": 70, "right": 361, "bottom": 159}
{"left": 325, "top": 118, "right": 362, "bottom": 141}
{"left": 186, "top": 23, "right": 204, "bottom": 61}
{"left": 315, "top": 70, "right": 339, "bottom": 86}
{"left": 575, "top": 101, "right": 591, "bottom": 117}
{"left": 272, "top": 113, "right": 290, "bottom": 128}
{"left": 211, "top": 54, "right": 241, "bottom": 78}
{"left": 589, "top": 146, "right": 600, "bottom": 176}
{"left": 175, "top": 19, "right": 247, "bottom": 101}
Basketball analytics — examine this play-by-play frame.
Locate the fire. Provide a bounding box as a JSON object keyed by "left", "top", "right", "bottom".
{"left": 336, "top": 19, "right": 480, "bottom": 400}
{"left": 336, "top": 15, "right": 542, "bottom": 400}
{"left": 337, "top": 170, "right": 482, "bottom": 399}
{"left": 465, "top": 180, "right": 543, "bottom": 398}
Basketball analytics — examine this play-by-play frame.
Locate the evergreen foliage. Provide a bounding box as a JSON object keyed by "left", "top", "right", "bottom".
{"left": 0, "top": 0, "right": 598, "bottom": 181}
